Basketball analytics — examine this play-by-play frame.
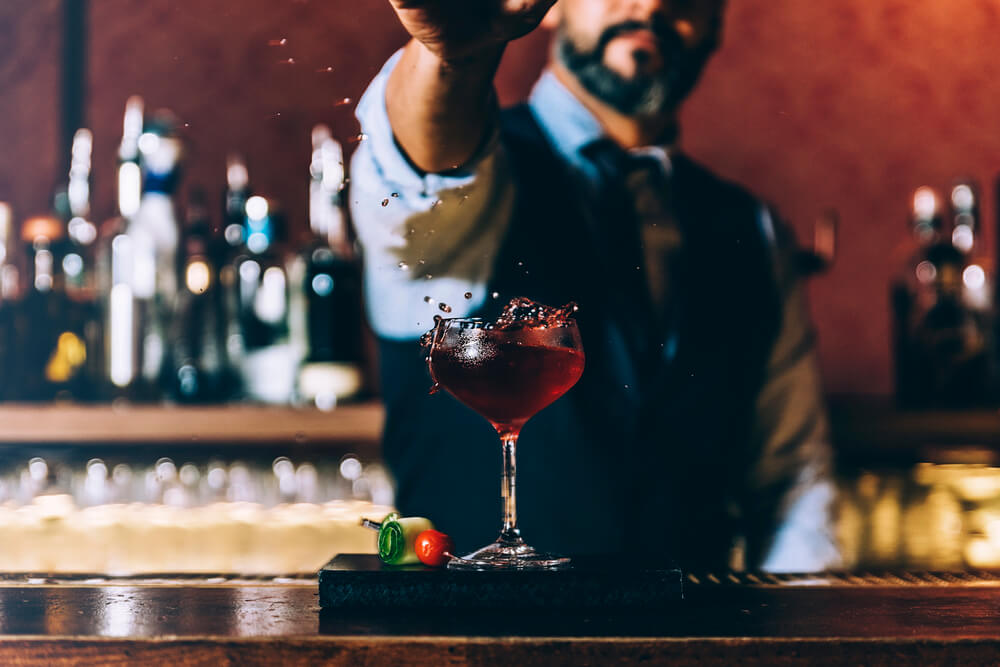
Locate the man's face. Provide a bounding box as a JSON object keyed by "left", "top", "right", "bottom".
{"left": 554, "top": 0, "right": 725, "bottom": 117}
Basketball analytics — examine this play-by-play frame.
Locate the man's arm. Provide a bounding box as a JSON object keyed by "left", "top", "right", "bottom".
{"left": 385, "top": 0, "right": 556, "bottom": 173}
{"left": 350, "top": 52, "right": 515, "bottom": 339}
{"left": 744, "top": 207, "right": 842, "bottom": 573}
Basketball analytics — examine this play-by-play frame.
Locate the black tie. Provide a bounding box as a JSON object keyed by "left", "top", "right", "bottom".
{"left": 580, "top": 139, "right": 665, "bottom": 378}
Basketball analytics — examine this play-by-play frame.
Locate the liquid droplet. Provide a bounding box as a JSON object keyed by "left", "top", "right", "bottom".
{"left": 425, "top": 274, "right": 433, "bottom": 280}
{"left": 317, "top": 66, "right": 335, "bottom": 73}
{"left": 398, "top": 261, "right": 409, "bottom": 270}
{"left": 381, "top": 199, "right": 389, "bottom": 207}
{"left": 418, "top": 259, "right": 426, "bottom": 265}
{"left": 391, "top": 192, "right": 399, "bottom": 198}
{"left": 517, "top": 261, "right": 524, "bottom": 267}
{"left": 428, "top": 382, "right": 440, "bottom": 395}
{"left": 464, "top": 292, "right": 473, "bottom": 300}
{"left": 424, "top": 296, "right": 435, "bottom": 304}
{"left": 439, "top": 303, "right": 452, "bottom": 313}
{"left": 335, "top": 97, "right": 352, "bottom": 106}
{"left": 491, "top": 291, "right": 500, "bottom": 299}
{"left": 268, "top": 38, "right": 288, "bottom": 46}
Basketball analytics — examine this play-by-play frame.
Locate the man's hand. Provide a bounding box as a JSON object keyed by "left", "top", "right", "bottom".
{"left": 381, "top": 0, "right": 556, "bottom": 173}
{"left": 389, "top": 0, "right": 557, "bottom": 62}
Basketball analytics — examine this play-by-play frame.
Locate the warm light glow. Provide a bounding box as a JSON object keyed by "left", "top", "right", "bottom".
{"left": 34, "top": 248, "right": 53, "bottom": 292}
{"left": 110, "top": 283, "right": 134, "bottom": 387}
{"left": 245, "top": 195, "right": 269, "bottom": 222}
{"left": 119, "top": 96, "right": 145, "bottom": 162}
{"left": 915, "top": 260, "right": 937, "bottom": 284}
{"left": 118, "top": 162, "right": 142, "bottom": 218}
{"left": 227, "top": 156, "right": 249, "bottom": 190}
{"left": 68, "top": 217, "right": 98, "bottom": 246}
{"left": 137, "top": 132, "right": 160, "bottom": 156}
{"left": 131, "top": 241, "right": 156, "bottom": 299}
{"left": 311, "top": 273, "right": 334, "bottom": 296}
{"left": 2, "top": 265, "right": 20, "bottom": 300}
{"left": 951, "top": 184, "right": 975, "bottom": 212}
{"left": 239, "top": 259, "right": 261, "bottom": 284}
{"left": 186, "top": 260, "right": 211, "bottom": 294}
{"left": 247, "top": 231, "right": 269, "bottom": 254}
{"left": 68, "top": 129, "right": 93, "bottom": 217}
{"left": 0, "top": 202, "right": 10, "bottom": 243}
{"left": 952, "top": 225, "right": 974, "bottom": 253}
{"left": 913, "top": 186, "right": 938, "bottom": 220}
{"left": 254, "top": 267, "right": 287, "bottom": 324}
{"left": 62, "top": 253, "right": 84, "bottom": 278}
{"left": 963, "top": 264, "right": 986, "bottom": 290}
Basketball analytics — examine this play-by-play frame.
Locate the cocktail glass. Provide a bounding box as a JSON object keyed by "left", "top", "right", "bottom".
{"left": 426, "top": 316, "right": 585, "bottom": 570}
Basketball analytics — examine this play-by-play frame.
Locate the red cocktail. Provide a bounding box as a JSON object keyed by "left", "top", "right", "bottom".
{"left": 424, "top": 298, "right": 584, "bottom": 569}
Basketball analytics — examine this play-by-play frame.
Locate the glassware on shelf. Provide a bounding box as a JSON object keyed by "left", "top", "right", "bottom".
{"left": 292, "top": 125, "right": 365, "bottom": 410}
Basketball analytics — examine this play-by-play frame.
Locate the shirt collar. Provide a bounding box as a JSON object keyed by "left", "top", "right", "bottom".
{"left": 528, "top": 69, "right": 673, "bottom": 177}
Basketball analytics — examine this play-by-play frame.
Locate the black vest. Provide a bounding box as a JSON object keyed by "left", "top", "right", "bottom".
{"left": 375, "top": 106, "right": 782, "bottom": 569}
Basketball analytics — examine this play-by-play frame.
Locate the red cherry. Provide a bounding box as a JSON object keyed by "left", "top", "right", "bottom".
{"left": 414, "top": 529, "right": 455, "bottom": 567}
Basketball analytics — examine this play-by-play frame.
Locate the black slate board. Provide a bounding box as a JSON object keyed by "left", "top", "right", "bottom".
{"left": 319, "top": 554, "right": 683, "bottom": 609}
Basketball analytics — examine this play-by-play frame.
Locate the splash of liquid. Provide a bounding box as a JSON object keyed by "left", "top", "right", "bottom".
{"left": 419, "top": 297, "right": 579, "bottom": 396}
{"left": 493, "top": 297, "right": 579, "bottom": 330}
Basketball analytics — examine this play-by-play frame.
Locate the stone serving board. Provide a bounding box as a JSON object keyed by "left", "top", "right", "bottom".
{"left": 319, "top": 554, "right": 682, "bottom": 609}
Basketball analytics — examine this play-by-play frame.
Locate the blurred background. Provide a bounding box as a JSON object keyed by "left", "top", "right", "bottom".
{"left": 4, "top": 0, "right": 1000, "bottom": 573}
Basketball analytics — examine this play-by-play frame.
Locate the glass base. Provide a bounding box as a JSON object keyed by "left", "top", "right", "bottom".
{"left": 446, "top": 538, "right": 571, "bottom": 571}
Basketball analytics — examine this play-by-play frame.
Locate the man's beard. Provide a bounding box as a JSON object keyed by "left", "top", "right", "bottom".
{"left": 555, "top": 19, "right": 717, "bottom": 117}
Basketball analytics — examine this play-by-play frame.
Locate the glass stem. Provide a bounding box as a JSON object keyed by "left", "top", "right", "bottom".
{"left": 499, "top": 429, "right": 522, "bottom": 544}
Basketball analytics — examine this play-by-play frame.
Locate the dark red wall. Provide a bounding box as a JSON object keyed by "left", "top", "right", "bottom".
{"left": 679, "top": 0, "right": 1000, "bottom": 396}
{"left": 0, "top": 0, "right": 62, "bottom": 227}
{"left": 5, "top": 1, "right": 1000, "bottom": 395}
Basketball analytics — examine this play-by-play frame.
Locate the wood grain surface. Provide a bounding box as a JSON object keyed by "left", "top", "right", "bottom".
{"left": 2, "top": 583, "right": 1000, "bottom": 664}
{"left": 0, "top": 401, "right": 383, "bottom": 445}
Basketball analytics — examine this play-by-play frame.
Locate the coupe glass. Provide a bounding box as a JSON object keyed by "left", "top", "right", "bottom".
{"left": 426, "top": 317, "right": 585, "bottom": 570}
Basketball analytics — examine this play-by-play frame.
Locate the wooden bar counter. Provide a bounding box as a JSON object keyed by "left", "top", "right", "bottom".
{"left": 1, "top": 573, "right": 999, "bottom": 665}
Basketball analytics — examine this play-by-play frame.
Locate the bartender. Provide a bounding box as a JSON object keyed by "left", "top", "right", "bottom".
{"left": 349, "top": 0, "right": 841, "bottom": 571}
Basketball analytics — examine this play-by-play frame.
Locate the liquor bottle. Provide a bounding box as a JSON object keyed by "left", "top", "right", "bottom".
{"left": 947, "top": 180, "right": 995, "bottom": 396}
{"left": 63, "top": 128, "right": 102, "bottom": 399}
{"left": 97, "top": 96, "right": 144, "bottom": 396}
{"left": 128, "top": 110, "right": 183, "bottom": 398}
{"left": 235, "top": 194, "right": 298, "bottom": 403}
{"left": 948, "top": 181, "right": 990, "bottom": 309}
{"left": 892, "top": 187, "right": 944, "bottom": 406}
{"left": 293, "top": 126, "right": 365, "bottom": 408}
{"left": 892, "top": 185, "right": 992, "bottom": 407}
{"left": 167, "top": 187, "right": 228, "bottom": 402}
{"left": 8, "top": 216, "right": 91, "bottom": 400}
{"left": 0, "top": 202, "right": 14, "bottom": 400}
{"left": 217, "top": 154, "right": 252, "bottom": 395}
{"left": 223, "top": 154, "right": 251, "bottom": 252}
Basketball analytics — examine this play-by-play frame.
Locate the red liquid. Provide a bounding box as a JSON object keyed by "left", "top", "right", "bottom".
{"left": 430, "top": 341, "right": 585, "bottom": 430}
